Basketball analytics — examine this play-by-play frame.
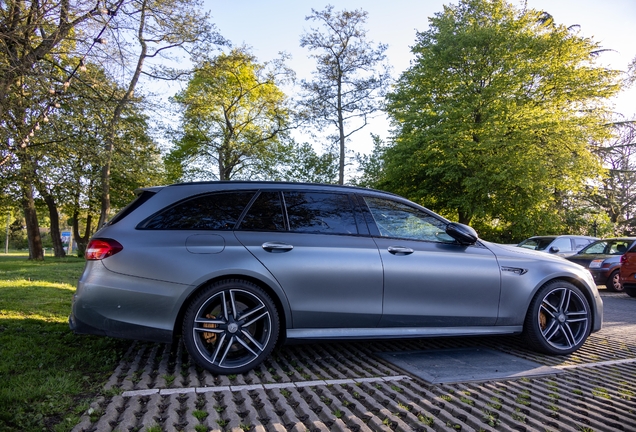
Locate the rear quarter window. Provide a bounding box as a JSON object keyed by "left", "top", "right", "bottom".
{"left": 139, "top": 191, "right": 255, "bottom": 230}
{"left": 107, "top": 191, "right": 156, "bottom": 226}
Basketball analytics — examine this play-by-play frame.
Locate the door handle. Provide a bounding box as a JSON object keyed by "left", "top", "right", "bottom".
{"left": 388, "top": 246, "right": 414, "bottom": 255}
{"left": 262, "top": 242, "right": 294, "bottom": 252}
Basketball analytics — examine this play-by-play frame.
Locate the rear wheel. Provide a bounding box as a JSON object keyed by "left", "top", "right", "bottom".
{"left": 182, "top": 279, "right": 279, "bottom": 375}
{"left": 605, "top": 270, "right": 624, "bottom": 292}
{"left": 523, "top": 280, "right": 591, "bottom": 355}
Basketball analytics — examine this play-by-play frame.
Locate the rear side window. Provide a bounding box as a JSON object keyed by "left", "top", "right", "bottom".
{"left": 140, "top": 191, "right": 254, "bottom": 230}
{"left": 573, "top": 238, "right": 594, "bottom": 250}
{"left": 239, "top": 191, "right": 286, "bottom": 231}
{"left": 284, "top": 191, "right": 357, "bottom": 234}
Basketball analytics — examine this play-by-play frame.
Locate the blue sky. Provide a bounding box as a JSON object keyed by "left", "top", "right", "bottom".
{"left": 202, "top": 0, "right": 636, "bottom": 155}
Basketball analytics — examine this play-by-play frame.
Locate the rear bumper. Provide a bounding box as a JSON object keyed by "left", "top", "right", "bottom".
{"left": 70, "top": 261, "right": 186, "bottom": 344}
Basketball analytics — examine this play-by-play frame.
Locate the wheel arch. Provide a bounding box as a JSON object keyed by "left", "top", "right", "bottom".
{"left": 173, "top": 274, "right": 289, "bottom": 345}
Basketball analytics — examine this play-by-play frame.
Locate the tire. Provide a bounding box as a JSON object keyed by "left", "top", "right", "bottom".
{"left": 182, "top": 279, "right": 279, "bottom": 375}
{"left": 605, "top": 270, "right": 624, "bottom": 292}
{"left": 523, "top": 280, "right": 591, "bottom": 355}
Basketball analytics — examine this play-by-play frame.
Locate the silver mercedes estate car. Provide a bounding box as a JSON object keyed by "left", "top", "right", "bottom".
{"left": 70, "top": 182, "right": 603, "bottom": 375}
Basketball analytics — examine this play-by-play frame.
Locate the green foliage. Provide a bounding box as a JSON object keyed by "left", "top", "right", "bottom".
{"left": 0, "top": 254, "right": 130, "bottom": 432}
{"left": 168, "top": 47, "right": 292, "bottom": 181}
{"left": 275, "top": 142, "right": 339, "bottom": 184}
{"left": 383, "top": 0, "right": 621, "bottom": 238}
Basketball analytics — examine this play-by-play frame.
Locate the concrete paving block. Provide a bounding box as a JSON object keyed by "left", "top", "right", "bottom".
{"left": 196, "top": 385, "right": 231, "bottom": 393}
{"left": 263, "top": 382, "right": 294, "bottom": 389}
{"left": 122, "top": 388, "right": 159, "bottom": 397}
{"left": 294, "top": 380, "right": 327, "bottom": 388}
{"left": 159, "top": 387, "right": 196, "bottom": 395}
{"left": 230, "top": 384, "right": 265, "bottom": 392}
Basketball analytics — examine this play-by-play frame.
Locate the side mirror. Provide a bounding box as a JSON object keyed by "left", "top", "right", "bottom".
{"left": 446, "top": 222, "right": 478, "bottom": 245}
{"left": 549, "top": 246, "right": 560, "bottom": 253}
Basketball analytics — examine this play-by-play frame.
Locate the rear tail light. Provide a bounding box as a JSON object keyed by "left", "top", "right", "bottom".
{"left": 86, "top": 238, "right": 123, "bottom": 260}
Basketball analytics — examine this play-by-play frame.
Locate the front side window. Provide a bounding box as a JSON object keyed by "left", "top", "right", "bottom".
{"left": 284, "top": 192, "right": 358, "bottom": 234}
{"left": 140, "top": 191, "right": 254, "bottom": 230}
{"left": 363, "top": 196, "right": 451, "bottom": 242}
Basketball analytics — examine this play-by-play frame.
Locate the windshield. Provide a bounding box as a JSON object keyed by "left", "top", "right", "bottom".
{"left": 580, "top": 240, "right": 632, "bottom": 255}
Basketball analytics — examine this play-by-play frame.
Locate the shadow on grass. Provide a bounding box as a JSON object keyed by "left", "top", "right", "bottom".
{"left": 0, "top": 255, "right": 131, "bottom": 432}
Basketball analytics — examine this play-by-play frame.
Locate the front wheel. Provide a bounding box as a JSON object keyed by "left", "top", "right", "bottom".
{"left": 523, "top": 280, "right": 591, "bottom": 355}
{"left": 182, "top": 279, "right": 279, "bottom": 375}
{"left": 605, "top": 270, "right": 624, "bottom": 292}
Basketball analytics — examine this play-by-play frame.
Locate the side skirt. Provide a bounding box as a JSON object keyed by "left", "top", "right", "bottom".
{"left": 286, "top": 326, "right": 523, "bottom": 340}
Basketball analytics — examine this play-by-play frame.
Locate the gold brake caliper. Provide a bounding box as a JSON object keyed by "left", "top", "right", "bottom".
{"left": 202, "top": 314, "right": 217, "bottom": 343}
{"left": 539, "top": 310, "right": 547, "bottom": 330}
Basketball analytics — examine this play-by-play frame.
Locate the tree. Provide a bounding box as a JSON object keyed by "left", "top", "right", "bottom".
{"left": 383, "top": 0, "right": 621, "bottom": 239}
{"left": 0, "top": 1, "right": 108, "bottom": 259}
{"left": 587, "top": 120, "right": 636, "bottom": 235}
{"left": 299, "top": 5, "right": 391, "bottom": 185}
{"left": 96, "top": 0, "right": 222, "bottom": 227}
{"left": 167, "top": 48, "right": 292, "bottom": 181}
{"left": 275, "top": 142, "right": 339, "bottom": 184}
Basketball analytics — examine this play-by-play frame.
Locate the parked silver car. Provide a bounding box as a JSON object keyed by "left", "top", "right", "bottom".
{"left": 517, "top": 235, "right": 598, "bottom": 258}
{"left": 70, "top": 182, "right": 603, "bottom": 374}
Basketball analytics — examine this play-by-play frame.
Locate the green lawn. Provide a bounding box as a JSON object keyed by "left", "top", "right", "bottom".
{"left": 0, "top": 253, "right": 131, "bottom": 432}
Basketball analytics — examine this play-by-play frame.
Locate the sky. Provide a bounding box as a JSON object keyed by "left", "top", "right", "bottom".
{"left": 201, "top": 0, "right": 636, "bottom": 156}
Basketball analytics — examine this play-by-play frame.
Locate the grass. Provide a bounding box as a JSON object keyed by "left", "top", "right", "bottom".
{"left": 0, "top": 252, "right": 131, "bottom": 432}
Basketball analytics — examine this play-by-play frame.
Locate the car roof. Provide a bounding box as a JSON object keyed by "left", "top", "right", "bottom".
{"left": 528, "top": 235, "right": 597, "bottom": 239}
{"left": 136, "top": 181, "right": 396, "bottom": 196}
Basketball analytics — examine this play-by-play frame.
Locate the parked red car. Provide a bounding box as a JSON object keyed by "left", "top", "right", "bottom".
{"left": 619, "top": 246, "right": 636, "bottom": 297}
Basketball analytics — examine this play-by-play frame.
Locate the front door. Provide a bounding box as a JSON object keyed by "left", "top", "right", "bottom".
{"left": 361, "top": 196, "right": 502, "bottom": 327}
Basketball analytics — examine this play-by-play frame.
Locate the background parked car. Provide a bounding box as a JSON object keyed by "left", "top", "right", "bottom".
{"left": 619, "top": 245, "right": 636, "bottom": 298}
{"left": 566, "top": 238, "right": 636, "bottom": 292}
{"left": 516, "top": 235, "right": 598, "bottom": 258}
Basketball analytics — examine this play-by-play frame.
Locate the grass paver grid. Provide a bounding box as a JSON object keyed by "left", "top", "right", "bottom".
{"left": 72, "top": 332, "right": 636, "bottom": 432}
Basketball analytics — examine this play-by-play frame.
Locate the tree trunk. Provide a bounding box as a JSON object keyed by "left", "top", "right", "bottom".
{"left": 72, "top": 210, "right": 92, "bottom": 257}
{"left": 458, "top": 209, "right": 473, "bottom": 226}
{"left": 98, "top": 0, "right": 149, "bottom": 227}
{"left": 42, "top": 194, "right": 66, "bottom": 258}
{"left": 337, "top": 75, "right": 345, "bottom": 185}
{"left": 21, "top": 184, "right": 44, "bottom": 260}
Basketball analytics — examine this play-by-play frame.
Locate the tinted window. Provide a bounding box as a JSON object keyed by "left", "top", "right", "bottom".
{"left": 364, "top": 197, "right": 451, "bottom": 242}
{"left": 108, "top": 190, "right": 156, "bottom": 226}
{"left": 284, "top": 192, "right": 357, "bottom": 234}
{"left": 141, "top": 192, "right": 254, "bottom": 230}
{"left": 239, "top": 191, "right": 285, "bottom": 231}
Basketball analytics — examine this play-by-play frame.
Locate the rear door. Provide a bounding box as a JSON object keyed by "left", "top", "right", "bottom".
{"left": 234, "top": 190, "right": 384, "bottom": 329}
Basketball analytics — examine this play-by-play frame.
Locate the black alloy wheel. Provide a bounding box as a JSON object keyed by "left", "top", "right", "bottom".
{"left": 523, "top": 280, "right": 591, "bottom": 355}
{"left": 182, "top": 279, "right": 279, "bottom": 375}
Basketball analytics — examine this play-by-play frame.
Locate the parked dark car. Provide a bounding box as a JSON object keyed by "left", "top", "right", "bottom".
{"left": 70, "top": 182, "right": 603, "bottom": 374}
{"left": 619, "top": 245, "right": 636, "bottom": 298}
{"left": 567, "top": 238, "right": 636, "bottom": 292}
{"left": 517, "top": 235, "right": 598, "bottom": 257}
